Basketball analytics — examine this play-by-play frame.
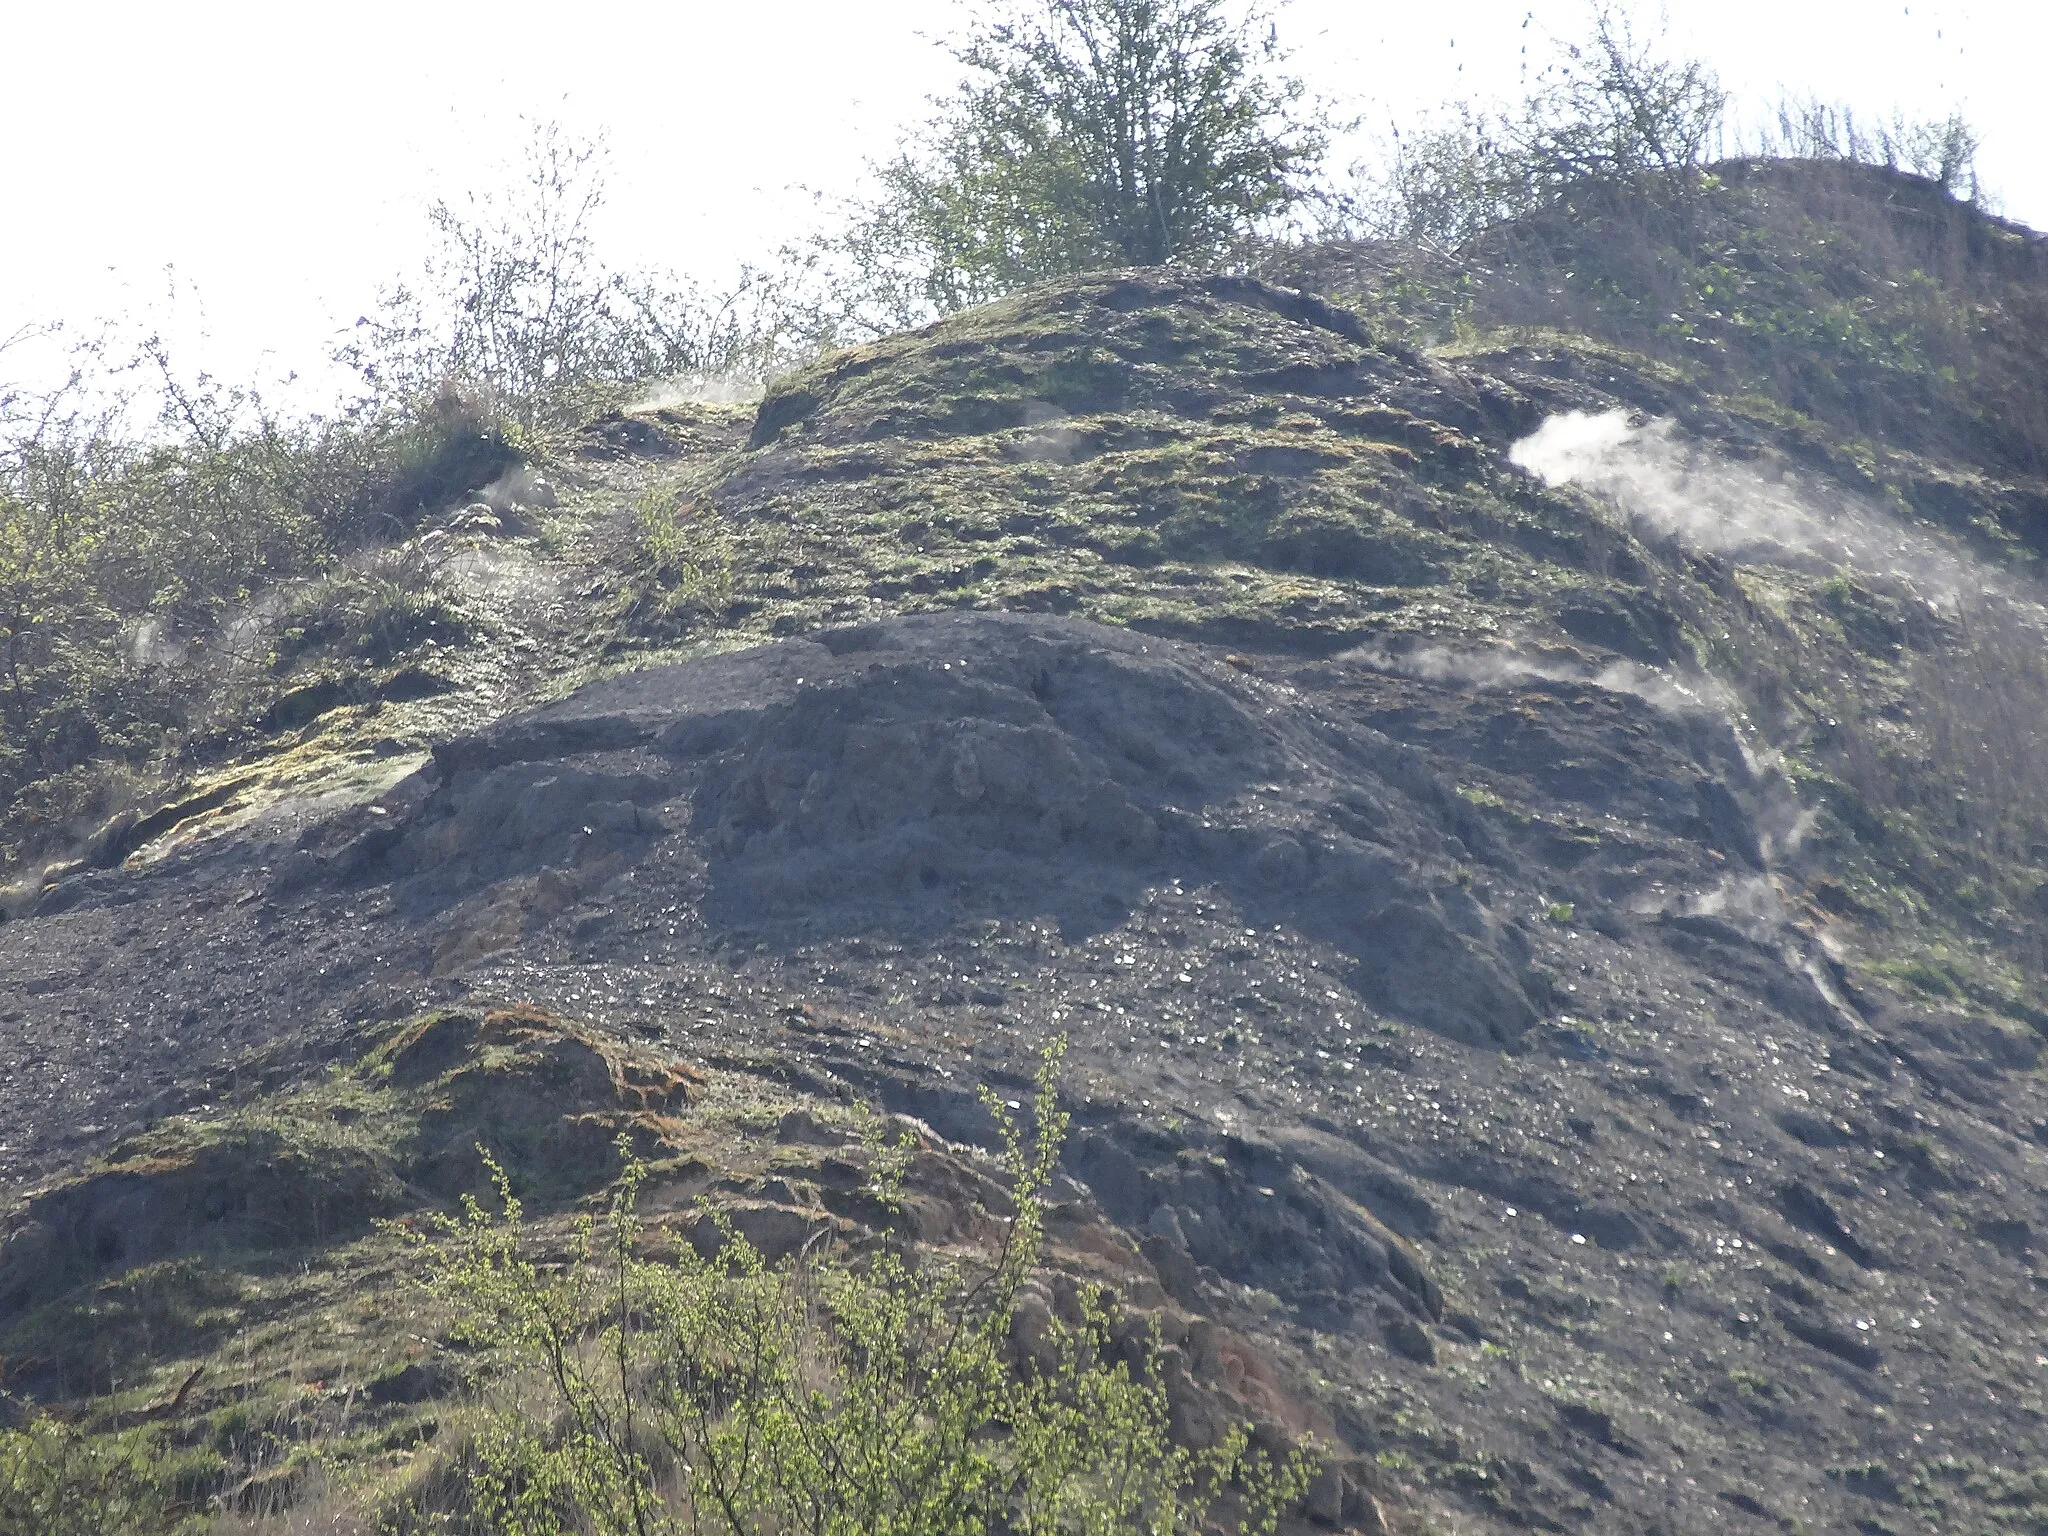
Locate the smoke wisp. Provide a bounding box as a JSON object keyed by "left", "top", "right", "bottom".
{"left": 1342, "top": 640, "right": 1738, "bottom": 721}
{"left": 1510, "top": 409, "right": 2001, "bottom": 605}
{"left": 627, "top": 373, "right": 767, "bottom": 411}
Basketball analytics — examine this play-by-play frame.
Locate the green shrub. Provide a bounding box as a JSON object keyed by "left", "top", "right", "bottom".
{"left": 407, "top": 1043, "right": 1315, "bottom": 1536}
{"left": 0, "top": 369, "right": 512, "bottom": 866}
{"left": 796, "top": 0, "right": 1326, "bottom": 337}
{"left": 313, "top": 389, "right": 518, "bottom": 547}
{"left": 271, "top": 548, "right": 476, "bottom": 669}
{"left": 609, "top": 492, "right": 737, "bottom": 642}
{"left": 0, "top": 1414, "right": 210, "bottom": 1536}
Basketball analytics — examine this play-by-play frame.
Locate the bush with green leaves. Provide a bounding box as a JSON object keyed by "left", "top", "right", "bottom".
{"left": 0, "top": 1413, "right": 215, "bottom": 1536}
{"left": 0, "top": 355, "right": 512, "bottom": 866}
{"left": 408, "top": 1044, "right": 1316, "bottom": 1536}
{"left": 805, "top": 0, "right": 1324, "bottom": 337}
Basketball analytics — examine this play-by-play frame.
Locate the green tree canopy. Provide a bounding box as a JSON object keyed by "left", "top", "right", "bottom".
{"left": 825, "top": 0, "right": 1324, "bottom": 330}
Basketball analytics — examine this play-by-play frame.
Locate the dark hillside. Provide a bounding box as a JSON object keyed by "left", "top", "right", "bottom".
{"left": 5, "top": 164, "right": 2048, "bottom": 1533}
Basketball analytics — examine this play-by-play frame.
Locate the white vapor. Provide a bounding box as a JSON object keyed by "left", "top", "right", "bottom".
{"left": 1343, "top": 642, "right": 1738, "bottom": 721}
{"left": 628, "top": 374, "right": 766, "bottom": 410}
{"left": 1511, "top": 409, "right": 1994, "bottom": 604}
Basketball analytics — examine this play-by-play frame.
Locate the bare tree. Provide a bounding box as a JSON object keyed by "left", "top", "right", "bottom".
{"left": 1760, "top": 97, "right": 1982, "bottom": 198}
{"left": 345, "top": 123, "right": 809, "bottom": 426}
{"left": 1343, "top": 4, "right": 1726, "bottom": 247}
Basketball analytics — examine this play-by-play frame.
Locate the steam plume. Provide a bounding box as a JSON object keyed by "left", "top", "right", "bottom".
{"left": 1511, "top": 409, "right": 1996, "bottom": 604}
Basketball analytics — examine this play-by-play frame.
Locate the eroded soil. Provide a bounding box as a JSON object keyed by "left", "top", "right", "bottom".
{"left": 6, "top": 269, "right": 2048, "bottom": 1534}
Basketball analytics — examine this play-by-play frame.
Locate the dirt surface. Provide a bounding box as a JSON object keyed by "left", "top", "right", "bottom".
{"left": 7, "top": 604, "right": 2047, "bottom": 1532}
{"left": 7, "top": 257, "right": 2048, "bottom": 1533}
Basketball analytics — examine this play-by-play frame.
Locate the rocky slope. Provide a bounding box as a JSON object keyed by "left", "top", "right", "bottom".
{"left": 6, "top": 171, "right": 2048, "bottom": 1533}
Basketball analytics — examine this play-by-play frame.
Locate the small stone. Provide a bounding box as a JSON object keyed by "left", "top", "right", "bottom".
{"left": 1146, "top": 1204, "right": 1187, "bottom": 1245}
{"left": 1381, "top": 1311, "right": 1437, "bottom": 1365}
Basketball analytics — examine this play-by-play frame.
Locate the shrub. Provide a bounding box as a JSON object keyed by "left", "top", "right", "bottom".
{"left": 344, "top": 124, "right": 814, "bottom": 430}
{"left": 1338, "top": 4, "right": 1725, "bottom": 250}
{"left": 270, "top": 546, "right": 475, "bottom": 670}
{"left": 0, "top": 1414, "right": 207, "bottom": 1536}
{"left": 406, "top": 1043, "right": 1315, "bottom": 1536}
{"left": 309, "top": 388, "right": 519, "bottom": 548}
{"left": 0, "top": 362, "right": 509, "bottom": 866}
{"left": 803, "top": 0, "right": 1325, "bottom": 337}
{"left": 609, "top": 492, "right": 738, "bottom": 642}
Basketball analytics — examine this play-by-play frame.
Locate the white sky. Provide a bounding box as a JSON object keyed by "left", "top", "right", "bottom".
{"left": 3, "top": 0, "right": 2039, "bottom": 398}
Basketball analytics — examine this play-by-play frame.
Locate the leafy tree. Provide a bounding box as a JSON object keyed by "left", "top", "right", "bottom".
{"left": 818, "top": 0, "right": 1324, "bottom": 333}
{"left": 1508, "top": 4, "right": 1726, "bottom": 193}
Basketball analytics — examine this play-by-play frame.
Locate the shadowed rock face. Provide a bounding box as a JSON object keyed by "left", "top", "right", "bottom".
{"left": 372, "top": 613, "right": 1596, "bottom": 1050}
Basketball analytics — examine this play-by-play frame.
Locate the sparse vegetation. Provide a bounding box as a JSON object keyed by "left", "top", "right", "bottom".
{"left": 1345, "top": 3, "right": 1727, "bottom": 248}
{"left": 399, "top": 1047, "right": 1313, "bottom": 1535}
{"left": 0, "top": 1024, "right": 1316, "bottom": 1535}
{"left": 343, "top": 122, "right": 814, "bottom": 432}
{"left": 0, "top": 360, "right": 514, "bottom": 866}
{"left": 0, "top": 123, "right": 803, "bottom": 875}
{"left": 1283, "top": 11, "right": 2037, "bottom": 487}
{"left": 610, "top": 490, "right": 739, "bottom": 642}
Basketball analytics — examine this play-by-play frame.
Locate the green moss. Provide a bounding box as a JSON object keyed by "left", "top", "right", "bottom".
{"left": 1876, "top": 957, "right": 1964, "bottom": 1000}
{"left": 0, "top": 1004, "right": 731, "bottom": 1525}
{"left": 595, "top": 273, "right": 1647, "bottom": 662}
